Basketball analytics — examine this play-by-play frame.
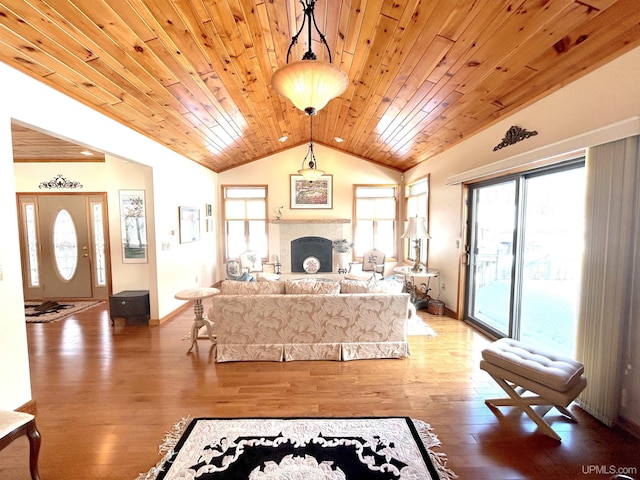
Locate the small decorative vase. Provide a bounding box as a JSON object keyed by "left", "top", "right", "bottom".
{"left": 336, "top": 252, "right": 350, "bottom": 273}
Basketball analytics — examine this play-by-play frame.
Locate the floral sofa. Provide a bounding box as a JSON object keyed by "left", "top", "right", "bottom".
{"left": 206, "top": 278, "right": 411, "bottom": 362}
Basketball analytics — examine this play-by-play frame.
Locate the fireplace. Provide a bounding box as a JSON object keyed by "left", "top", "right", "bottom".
{"left": 291, "top": 236, "right": 333, "bottom": 272}
{"left": 269, "top": 218, "right": 350, "bottom": 274}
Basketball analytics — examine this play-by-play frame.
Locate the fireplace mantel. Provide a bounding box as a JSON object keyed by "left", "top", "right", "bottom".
{"left": 269, "top": 219, "right": 350, "bottom": 224}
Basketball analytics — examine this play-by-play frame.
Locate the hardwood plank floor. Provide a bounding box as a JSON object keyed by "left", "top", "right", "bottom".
{"left": 1, "top": 303, "right": 639, "bottom": 479}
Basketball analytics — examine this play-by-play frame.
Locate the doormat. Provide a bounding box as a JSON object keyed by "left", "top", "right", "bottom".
{"left": 136, "top": 416, "right": 456, "bottom": 480}
{"left": 25, "top": 301, "right": 102, "bottom": 323}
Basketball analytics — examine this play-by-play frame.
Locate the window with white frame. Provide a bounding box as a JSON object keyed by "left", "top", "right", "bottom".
{"left": 222, "top": 186, "right": 267, "bottom": 260}
{"left": 353, "top": 185, "right": 398, "bottom": 259}
{"left": 404, "top": 177, "right": 429, "bottom": 264}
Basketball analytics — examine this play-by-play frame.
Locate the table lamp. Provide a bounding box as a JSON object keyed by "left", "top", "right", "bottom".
{"left": 401, "top": 216, "right": 430, "bottom": 272}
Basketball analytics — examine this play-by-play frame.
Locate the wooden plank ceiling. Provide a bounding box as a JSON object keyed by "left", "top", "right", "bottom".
{"left": 2, "top": 0, "right": 640, "bottom": 172}
{"left": 11, "top": 124, "right": 105, "bottom": 161}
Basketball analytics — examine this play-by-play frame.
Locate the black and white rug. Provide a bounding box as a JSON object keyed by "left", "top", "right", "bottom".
{"left": 25, "top": 301, "right": 102, "bottom": 323}
{"left": 137, "top": 417, "right": 455, "bottom": 480}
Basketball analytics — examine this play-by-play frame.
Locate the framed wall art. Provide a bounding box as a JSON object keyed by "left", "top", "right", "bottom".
{"left": 119, "top": 190, "right": 148, "bottom": 263}
{"left": 179, "top": 206, "right": 201, "bottom": 243}
{"left": 290, "top": 174, "right": 333, "bottom": 209}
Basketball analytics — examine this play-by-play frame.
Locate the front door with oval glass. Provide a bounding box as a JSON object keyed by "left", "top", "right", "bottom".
{"left": 18, "top": 194, "right": 109, "bottom": 300}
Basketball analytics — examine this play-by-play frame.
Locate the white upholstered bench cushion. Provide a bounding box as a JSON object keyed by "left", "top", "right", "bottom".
{"left": 481, "top": 338, "right": 584, "bottom": 393}
{"left": 0, "top": 411, "right": 34, "bottom": 436}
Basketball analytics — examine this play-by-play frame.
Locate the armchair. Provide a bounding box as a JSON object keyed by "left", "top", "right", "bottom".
{"left": 344, "top": 248, "right": 386, "bottom": 281}
{"left": 225, "top": 258, "right": 253, "bottom": 281}
{"left": 228, "top": 251, "right": 279, "bottom": 281}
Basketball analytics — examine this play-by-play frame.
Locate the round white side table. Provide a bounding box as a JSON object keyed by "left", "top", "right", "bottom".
{"left": 175, "top": 287, "right": 219, "bottom": 352}
{"left": 393, "top": 266, "right": 439, "bottom": 310}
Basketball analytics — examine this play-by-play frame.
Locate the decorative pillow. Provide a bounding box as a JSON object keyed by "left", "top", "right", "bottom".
{"left": 285, "top": 279, "right": 341, "bottom": 294}
{"left": 220, "top": 280, "right": 286, "bottom": 295}
{"left": 237, "top": 271, "right": 255, "bottom": 282}
{"left": 239, "top": 251, "right": 263, "bottom": 272}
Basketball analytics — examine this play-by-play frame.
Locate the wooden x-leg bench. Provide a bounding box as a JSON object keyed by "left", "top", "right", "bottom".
{"left": 480, "top": 338, "right": 587, "bottom": 442}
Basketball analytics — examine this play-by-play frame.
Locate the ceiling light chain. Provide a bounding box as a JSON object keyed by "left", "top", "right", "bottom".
{"left": 298, "top": 113, "right": 325, "bottom": 182}
{"left": 286, "top": 0, "right": 332, "bottom": 63}
{"left": 271, "top": 0, "right": 349, "bottom": 116}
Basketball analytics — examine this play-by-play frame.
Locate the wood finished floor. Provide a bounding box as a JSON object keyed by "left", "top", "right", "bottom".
{"left": 1, "top": 303, "right": 639, "bottom": 479}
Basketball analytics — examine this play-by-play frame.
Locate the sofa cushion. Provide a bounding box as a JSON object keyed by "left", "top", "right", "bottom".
{"left": 255, "top": 272, "right": 281, "bottom": 282}
{"left": 285, "top": 279, "right": 341, "bottom": 294}
{"left": 339, "top": 278, "right": 370, "bottom": 293}
{"left": 370, "top": 277, "right": 404, "bottom": 294}
{"left": 220, "top": 280, "right": 286, "bottom": 295}
{"left": 340, "top": 276, "right": 404, "bottom": 294}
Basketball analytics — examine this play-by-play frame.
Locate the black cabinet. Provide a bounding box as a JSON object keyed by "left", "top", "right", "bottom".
{"left": 109, "top": 290, "right": 150, "bottom": 325}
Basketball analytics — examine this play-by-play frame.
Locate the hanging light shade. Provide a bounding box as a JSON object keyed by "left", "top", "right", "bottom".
{"left": 298, "top": 114, "right": 325, "bottom": 182}
{"left": 271, "top": 0, "right": 348, "bottom": 115}
{"left": 272, "top": 60, "right": 348, "bottom": 116}
{"left": 298, "top": 162, "right": 325, "bottom": 182}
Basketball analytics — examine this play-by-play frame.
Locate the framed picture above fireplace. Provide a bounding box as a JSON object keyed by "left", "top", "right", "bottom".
{"left": 290, "top": 174, "right": 333, "bottom": 209}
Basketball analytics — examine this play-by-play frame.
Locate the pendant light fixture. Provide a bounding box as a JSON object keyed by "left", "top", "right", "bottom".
{"left": 298, "top": 113, "right": 325, "bottom": 182}
{"left": 271, "top": 0, "right": 349, "bottom": 116}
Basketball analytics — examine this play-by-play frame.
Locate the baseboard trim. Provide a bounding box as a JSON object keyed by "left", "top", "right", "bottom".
{"left": 16, "top": 399, "right": 37, "bottom": 416}
{"left": 618, "top": 415, "right": 640, "bottom": 439}
{"left": 154, "top": 301, "right": 192, "bottom": 325}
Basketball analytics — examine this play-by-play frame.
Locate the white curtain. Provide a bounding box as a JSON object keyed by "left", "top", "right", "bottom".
{"left": 576, "top": 135, "right": 640, "bottom": 426}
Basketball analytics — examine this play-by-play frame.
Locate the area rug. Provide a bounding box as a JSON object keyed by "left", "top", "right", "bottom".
{"left": 25, "top": 300, "right": 102, "bottom": 323}
{"left": 136, "top": 417, "right": 456, "bottom": 480}
{"left": 407, "top": 316, "right": 437, "bottom": 337}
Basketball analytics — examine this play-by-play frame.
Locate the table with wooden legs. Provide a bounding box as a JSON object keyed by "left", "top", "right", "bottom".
{"left": 174, "top": 287, "right": 219, "bottom": 352}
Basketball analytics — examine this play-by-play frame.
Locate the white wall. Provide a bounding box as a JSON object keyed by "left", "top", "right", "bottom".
{"left": 219, "top": 143, "right": 402, "bottom": 219}
{"left": 152, "top": 158, "right": 218, "bottom": 316}
{"left": 0, "top": 117, "right": 32, "bottom": 410}
{"left": 1, "top": 62, "right": 218, "bottom": 409}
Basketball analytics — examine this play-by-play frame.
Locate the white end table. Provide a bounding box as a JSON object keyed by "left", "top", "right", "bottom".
{"left": 393, "top": 266, "right": 439, "bottom": 310}
{"left": 175, "top": 287, "right": 219, "bottom": 352}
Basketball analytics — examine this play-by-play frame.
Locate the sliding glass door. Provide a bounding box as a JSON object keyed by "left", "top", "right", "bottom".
{"left": 467, "top": 181, "right": 517, "bottom": 335}
{"left": 465, "top": 161, "right": 585, "bottom": 357}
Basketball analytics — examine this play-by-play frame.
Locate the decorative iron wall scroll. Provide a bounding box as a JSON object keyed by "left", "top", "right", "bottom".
{"left": 38, "top": 174, "right": 83, "bottom": 189}
{"left": 493, "top": 126, "right": 538, "bottom": 151}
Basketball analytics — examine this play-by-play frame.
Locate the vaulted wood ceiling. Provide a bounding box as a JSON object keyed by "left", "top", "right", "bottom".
{"left": 2, "top": 0, "right": 640, "bottom": 172}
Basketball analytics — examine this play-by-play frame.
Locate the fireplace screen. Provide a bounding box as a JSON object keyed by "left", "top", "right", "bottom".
{"left": 290, "top": 236, "right": 333, "bottom": 273}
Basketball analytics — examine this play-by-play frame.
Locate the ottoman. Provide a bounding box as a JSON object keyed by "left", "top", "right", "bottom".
{"left": 480, "top": 338, "right": 587, "bottom": 441}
